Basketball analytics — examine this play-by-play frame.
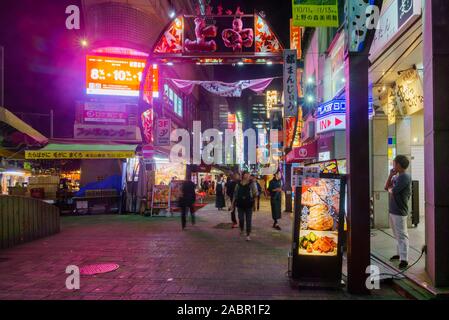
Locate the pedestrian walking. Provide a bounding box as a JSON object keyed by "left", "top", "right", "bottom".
{"left": 385, "top": 155, "right": 412, "bottom": 269}
{"left": 268, "top": 171, "right": 282, "bottom": 230}
{"left": 250, "top": 175, "right": 262, "bottom": 212}
{"left": 232, "top": 171, "right": 258, "bottom": 241}
{"left": 215, "top": 175, "right": 226, "bottom": 210}
{"left": 179, "top": 179, "right": 197, "bottom": 230}
{"left": 226, "top": 172, "right": 240, "bottom": 228}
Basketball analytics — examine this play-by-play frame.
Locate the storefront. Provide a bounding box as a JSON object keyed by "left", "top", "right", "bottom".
{"left": 25, "top": 143, "right": 137, "bottom": 214}
{"left": 369, "top": 0, "right": 423, "bottom": 229}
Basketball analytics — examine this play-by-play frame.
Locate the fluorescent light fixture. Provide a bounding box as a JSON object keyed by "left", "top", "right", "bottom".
{"left": 166, "top": 62, "right": 174, "bottom": 66}
{"left": 266, "top": 61, "right": 273, "bottom": 65}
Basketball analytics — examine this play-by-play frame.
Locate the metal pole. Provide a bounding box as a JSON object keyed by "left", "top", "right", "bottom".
{"left": 50, "top": 109, "right": 54, "bottom": 139}
{"left": 1, "top": 46, "right": 4, "bottom": 106}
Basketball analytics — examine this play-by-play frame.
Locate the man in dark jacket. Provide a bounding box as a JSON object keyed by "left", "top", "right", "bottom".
{"left": 179, "top": 179, "right": 197, "bottom": 230}
{"left": 226, "top": 172, "right": 240, "bottom": 228}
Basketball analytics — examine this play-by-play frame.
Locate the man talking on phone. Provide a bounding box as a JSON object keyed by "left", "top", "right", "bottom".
{"left": 385, "top": 155, "right": 412, "bottom": 269}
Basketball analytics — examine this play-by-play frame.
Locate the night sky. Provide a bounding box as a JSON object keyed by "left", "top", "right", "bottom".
{"left": 0, "top": 0, "right": 292, "bottom": 138}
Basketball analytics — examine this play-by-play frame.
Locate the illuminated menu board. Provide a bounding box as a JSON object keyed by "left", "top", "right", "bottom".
{"left": 86, "top": 55, "right": 146, "bottom": 97}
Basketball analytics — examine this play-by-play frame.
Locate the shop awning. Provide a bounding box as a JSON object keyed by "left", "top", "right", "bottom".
{"left": 25, "top": 143, "right": 137, "bottom": 160}
{"left": 0, "top": 107, "right": 48, "bottom": 145}
{"left": 286, "top": 141, "right": 318, "bottom": 164}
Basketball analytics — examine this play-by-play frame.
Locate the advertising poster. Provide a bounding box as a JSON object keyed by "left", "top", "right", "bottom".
{"left": 298, "top": 177, "right": 342, "bottom": 256}
{"left": 292, "top": 0, "right": 339, "bottom": 28}
{"left": 151, "top": 185, "right": 170, "bottom": 209}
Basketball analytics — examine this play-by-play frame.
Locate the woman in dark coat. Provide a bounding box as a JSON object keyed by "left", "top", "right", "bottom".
{"left": 268, "top": 171, "right": 282, "bottom": 230}
{"left": 215, "top": 176, "right": 226, "bottom": 210}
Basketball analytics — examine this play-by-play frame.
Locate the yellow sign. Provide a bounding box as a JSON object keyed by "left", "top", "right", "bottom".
{"left": 266, "top": 90, "right": 278, "bottom": 118}
{"left": 292, "top": 0, "right": 339, "bottom": 27}
{"left": 25, "top": 151, "right": 135, "bottom": 160}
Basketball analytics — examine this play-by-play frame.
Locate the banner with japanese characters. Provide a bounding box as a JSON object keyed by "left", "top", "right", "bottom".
{"left": 283, "top": 49, "right": 298, "bottom": 118}
{"left": 292, "top": 0, "right": 339, "bottom": 28}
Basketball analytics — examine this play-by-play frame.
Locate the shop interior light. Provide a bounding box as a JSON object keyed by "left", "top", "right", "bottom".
{"left": 266, "top": 61, "right": 273, "bottom": 65}
{"left": 237, "top": 61, "right": 244, "bottom": 66}
{"left": 153, "top": 156, "right": 170, "bottom": 163}
{"left": 1, "top": 171, "right": 26, "bottom": 176}
{"left": 307, "top": 77, "right": 314, "bottom": 84}
{"left": 307, "top": 95, "right": 314, "bottom": 103}
{"left": 166, "top": 62, "right": 174, "bottom": 66}
{"left": 169, "top": 10, "right": 176, "bottom": 18}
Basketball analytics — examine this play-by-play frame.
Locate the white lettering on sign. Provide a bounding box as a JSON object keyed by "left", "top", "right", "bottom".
{"left": 317, "top": 100, "right": 346, "bottom": 118}
{"left": 316, "top": 115, "right": 346, "bottom": 134}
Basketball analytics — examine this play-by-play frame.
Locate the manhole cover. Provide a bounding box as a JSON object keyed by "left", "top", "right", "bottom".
{"left": 80, "top": 263, "right": 119, "bottom": 275}
{"left": 213, "top": 223, "right": 234, "bottom": 229}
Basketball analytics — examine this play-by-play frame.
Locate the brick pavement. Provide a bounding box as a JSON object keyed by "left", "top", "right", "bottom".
{"left": 0, "top": 199, "right": 405, "bottom": 300}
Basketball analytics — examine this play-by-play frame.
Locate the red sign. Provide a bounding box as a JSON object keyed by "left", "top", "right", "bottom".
{"left": 228, "top": 113, "right": 236, "bottom": 130}
{"left": 290, "top": 19, "right": 302, "bottom": 57}
{"left": 284, "top": 116, "right": 296, "bottom": 149}
{"left": 141, "top": 109, "right": 154, "bottom": 143}
{"left": 286, "top": 142, "right": 317, "bottom": 163}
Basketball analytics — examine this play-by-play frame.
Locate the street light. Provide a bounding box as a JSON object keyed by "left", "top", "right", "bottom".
{"left": 80, "top": 39, "right": 88, "bottom": 48}
{"left": 169, "top": 10, "right": 176, "bottom": 19}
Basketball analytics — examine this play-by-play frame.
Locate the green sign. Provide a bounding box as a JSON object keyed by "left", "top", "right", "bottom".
{"left": 292, "top": 0, "right": 339, "bottom": 27}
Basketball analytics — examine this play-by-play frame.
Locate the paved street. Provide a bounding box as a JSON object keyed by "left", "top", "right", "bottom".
{"left": 0, "top": 200, "right": 405, "bottom": 300}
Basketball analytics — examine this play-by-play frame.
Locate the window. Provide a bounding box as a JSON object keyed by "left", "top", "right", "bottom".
{"left": 176, "top": 95, "right": 183, "bottom": 117}
{"left": 164, "top": 82, "right": 183, "bottom": 117}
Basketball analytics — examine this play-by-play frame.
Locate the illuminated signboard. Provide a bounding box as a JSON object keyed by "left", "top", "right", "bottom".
{"left": 316, "top": 100, "right": 346, "bottom": 119}
{"left": 86, "top": 55, "right": 146, "bottom": 97}
{"left": 266, "top": 90, "right": 278, "bottom": 118}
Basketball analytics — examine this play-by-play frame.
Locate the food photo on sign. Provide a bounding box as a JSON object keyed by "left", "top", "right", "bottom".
{"left": 298, "top": 177, "right": 341, "bottom": 256}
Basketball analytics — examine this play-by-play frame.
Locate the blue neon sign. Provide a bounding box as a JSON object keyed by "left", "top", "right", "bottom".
{"left": 317, "top": 100, "right": 346, "bottom": 119}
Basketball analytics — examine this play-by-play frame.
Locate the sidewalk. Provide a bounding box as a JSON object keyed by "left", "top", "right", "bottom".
{"left": 371, "top": 222, "right": 449, "bottom": 297}
{"left": 0, "top": 199, "right": 404, "bottom": 300}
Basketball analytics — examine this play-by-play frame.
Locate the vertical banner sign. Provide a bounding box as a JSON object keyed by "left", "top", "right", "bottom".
{"left": 155, "top": 118, "right": 171, "bottom": 146}
{"left": 292, "top": 0, "right": 339, "bottom": 27}
{"left": 290, "top": 19, "right": 302, "bottom": 57}
{"left": 283, "top": 49, "right": 298, "bottom": 118}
